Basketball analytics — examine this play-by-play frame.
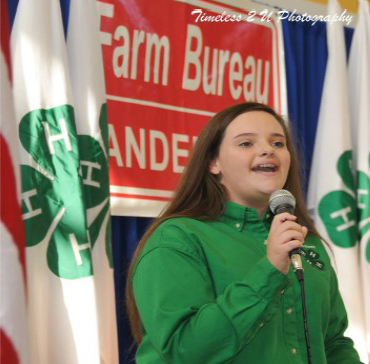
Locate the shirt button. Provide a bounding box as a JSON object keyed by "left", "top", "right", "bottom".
{"left": 259, "top": 323, "right": 264, "bottom": 328}
{"left": 235, "top": 223, "right": 241, "bottom": 228}
{"left": 286, "top": 308, "right": 293, "bottom": 314}
{"left": 266, "top": 213, "right": 270, "bottom": 218}
{"left": 291, "top": 348, "right": 297, "bottom": 354}
{"left": 280, "top": 289, "right": 285, "bottom": 295}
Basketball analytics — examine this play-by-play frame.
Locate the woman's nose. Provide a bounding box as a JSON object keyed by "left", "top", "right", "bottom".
{"left": 259, "top": 146, "right": 274, "bottom": 157}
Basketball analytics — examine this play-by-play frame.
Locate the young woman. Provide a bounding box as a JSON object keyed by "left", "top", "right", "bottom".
{"left": 126, "top": 102, "right": 361, "bottom": 363}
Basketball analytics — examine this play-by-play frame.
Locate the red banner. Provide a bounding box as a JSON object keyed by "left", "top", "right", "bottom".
{"left": 98, "top": 0, "right": 287, "bottom": 216}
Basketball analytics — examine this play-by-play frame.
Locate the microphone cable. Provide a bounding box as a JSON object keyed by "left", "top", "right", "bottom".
{"left": 292, "top": 257, "right": 312, "bottom": 364}
{"left": 269, "top": 190, "right": 312, "bottom": 364}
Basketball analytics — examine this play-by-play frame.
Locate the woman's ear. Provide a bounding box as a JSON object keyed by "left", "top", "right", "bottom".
{"left": 209, "top": 158, "right": 220, "bottom": 175}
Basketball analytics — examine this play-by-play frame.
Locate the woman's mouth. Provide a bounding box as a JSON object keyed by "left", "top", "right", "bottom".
{"left": 251, "top": 163, "right": 278, "bottom": 173}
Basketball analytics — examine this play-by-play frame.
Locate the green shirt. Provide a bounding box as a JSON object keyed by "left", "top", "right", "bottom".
{"left": 133, "top": 202, "right": 361, "bottom": 364}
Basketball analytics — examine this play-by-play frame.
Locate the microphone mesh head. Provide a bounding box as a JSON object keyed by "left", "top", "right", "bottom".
{"left": 269, "top": 189, "right": 296, "bottom": 214}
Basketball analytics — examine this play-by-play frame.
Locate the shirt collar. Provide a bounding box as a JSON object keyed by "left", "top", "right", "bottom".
{"left": 219, "top": 201, "right": 273, "bottom": 231}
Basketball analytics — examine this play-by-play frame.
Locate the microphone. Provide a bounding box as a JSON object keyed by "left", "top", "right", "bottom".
{"left": 269, "top": 189, "right": 303, "bottom": 271}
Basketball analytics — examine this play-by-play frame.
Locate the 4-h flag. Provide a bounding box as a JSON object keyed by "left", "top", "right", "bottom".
{"left": 66, "top": 0, "right": 118, "bottom": 361}
{"left": 10, "top": 0, "right": 118, "bottom": 363}
{"left": 348, "top": 0, "right": 370, "bottom": 359}
{"left": 307, "top": 0, "right": 367, "bottom": 360}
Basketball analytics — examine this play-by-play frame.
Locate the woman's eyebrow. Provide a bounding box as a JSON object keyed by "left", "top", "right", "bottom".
{"left": 233, "top": 132, "right": 255, "bottom": 139}
{"left": 271, "top": 133, "right": 286, "bottom": 138}
{"left": 233, "top": 132, "right": 285, "bottom": 139}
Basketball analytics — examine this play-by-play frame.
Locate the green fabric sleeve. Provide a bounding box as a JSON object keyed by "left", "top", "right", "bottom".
{"left": 133, "top": 245, "right": 290, "bottom": 364}
{"left": 325, "top": 265, "right": 362, "bottom": 364}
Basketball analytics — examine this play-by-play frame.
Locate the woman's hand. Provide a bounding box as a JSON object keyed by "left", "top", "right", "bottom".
{"left": 266, "top": 213, "right": 308, "bottom": 274}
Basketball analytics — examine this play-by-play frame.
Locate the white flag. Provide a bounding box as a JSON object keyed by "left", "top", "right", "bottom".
{"left": 348, "top": 0, "right": 370, "bottom": 360}
{"left": 11, "top": 0, "right": 103, "bottom": 363}
{"left": 0, "top": 50, "right": 29, "bottom": 364}
{"left": 66, "top": 0, "right": 118, "bottom": 362}
{"left": 307, "top": 0, "right": 367, "bottom": 360}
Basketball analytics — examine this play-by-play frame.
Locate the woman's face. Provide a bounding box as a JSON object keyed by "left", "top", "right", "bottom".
{"left": 210, "top": 111, "right": 291, "bottom": 209}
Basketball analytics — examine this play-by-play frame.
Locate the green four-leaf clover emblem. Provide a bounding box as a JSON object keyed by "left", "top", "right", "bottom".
{"left": 20, "top": 104, "right": 112, "bottom": 279}
{"left": 318, "top": 150, "right": 370, "bottom": 262}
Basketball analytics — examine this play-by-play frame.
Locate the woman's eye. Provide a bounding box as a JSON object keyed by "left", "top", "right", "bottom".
{"left": 272, "top": 141, "right": 285, "bottom": 147}
{"left": 239, "top": 141, "right": 252, "bottom": 147}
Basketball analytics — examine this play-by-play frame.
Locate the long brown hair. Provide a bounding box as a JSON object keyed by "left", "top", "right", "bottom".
{"left": 126, "top": 102, "right": 322, "bottom": 343}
